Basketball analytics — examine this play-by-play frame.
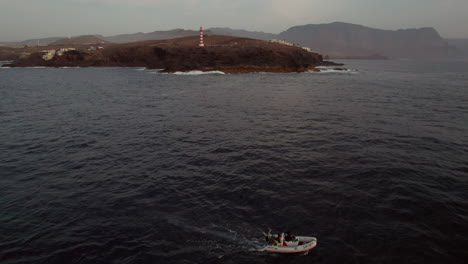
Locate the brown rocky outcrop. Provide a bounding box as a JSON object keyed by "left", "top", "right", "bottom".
{"left": 8, "top": 35, "right": 343, "bottom": 72}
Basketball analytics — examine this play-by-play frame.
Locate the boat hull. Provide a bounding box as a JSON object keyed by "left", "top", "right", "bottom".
{"left": 262, "top": 237, "right": 317, "bottom": 253}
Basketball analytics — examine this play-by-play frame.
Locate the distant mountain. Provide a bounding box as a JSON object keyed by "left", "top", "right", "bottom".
{"left": 50, "top": 35, "right": 109, "bottom": 45}
{"left": 278, "top": 22, "right": 460, "bottom": 60}
{"left": 2, "top": 22, "right": 464, "bottom": 60}
{"left": 101, "top": 28, "right": 277, "bottom": 43}
{"left": 0, "top": 37, "right": 64, "bottom": 47}
{"left": 445, "top": 38, "right": 468, "bottom": 58}
{"left": 207, "top": 28, "right": 276, "bottom": 41}
{"left": 0, "top": 30, "right": 201, "bottom": 46}
{"left": 102, "top": 29, "right": 201, "bottom": 43}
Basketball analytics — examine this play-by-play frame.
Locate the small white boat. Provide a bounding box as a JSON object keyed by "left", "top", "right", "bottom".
{"left": 260, "top": 230, "right": 317, "bottom": 254}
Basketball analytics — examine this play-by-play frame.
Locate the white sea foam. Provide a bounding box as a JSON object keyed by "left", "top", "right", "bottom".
{"left": 173, "top": 70, "right": 226, "bottom": 75}
{"left": 144, "top": 68, "right": 163, "bottom": 72}
{"left": 312, "top": 66, "right": 358, "bottom": 74}
{"left": 0, "top": 61, "right": 12, "bottom": 67}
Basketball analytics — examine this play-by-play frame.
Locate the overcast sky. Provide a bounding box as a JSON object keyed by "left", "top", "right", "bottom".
{"left": 1, "top": 0, "right": 467, "bottom": 41}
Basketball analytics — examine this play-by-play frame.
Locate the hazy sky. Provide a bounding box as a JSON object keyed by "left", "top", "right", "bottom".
{"left": 1, "top": 0, "right": 467, "bottom": 41}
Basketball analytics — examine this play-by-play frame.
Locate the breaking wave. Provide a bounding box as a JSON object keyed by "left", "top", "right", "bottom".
{"left": 314, "top": 66, "right": 359, "bottom": 74}
{"left": 0, "top": 61, "right": 12, "bottom": 67}
{"left": 136, "top": 68, "right": 163, "bottom": 72}
{"left": 173, "top": 70, "right": 226, "bottom": 75}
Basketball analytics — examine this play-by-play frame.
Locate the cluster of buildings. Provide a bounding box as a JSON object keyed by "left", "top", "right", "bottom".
{"left": 87, "top": 46, "right": 104, "bottom": 51}
{"left": 41, "top": 48, "right": 76, "bottom": 61}
{"left": 269, "top": 39, "right": 315, "bottom": 53}
{"left": 41, "top": 46, "right": 104, "bottom": 61}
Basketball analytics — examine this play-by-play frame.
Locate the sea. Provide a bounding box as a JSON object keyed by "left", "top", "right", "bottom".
{"left": 1, "top": 60, "right": 467, "bottom": 264}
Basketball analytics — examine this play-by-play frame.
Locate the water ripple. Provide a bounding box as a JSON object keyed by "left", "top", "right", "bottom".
{"left": 1, "top": 61, "right": 468, "bottom": 263}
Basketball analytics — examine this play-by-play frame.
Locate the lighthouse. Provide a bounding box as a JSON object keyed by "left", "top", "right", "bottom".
{"left": 199, "top": 26, "right": 205, "bottom": 47}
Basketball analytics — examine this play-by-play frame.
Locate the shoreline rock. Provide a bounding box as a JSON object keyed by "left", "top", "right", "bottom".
{"left": 6, "top": 35, "right": 345, "bottom": 73}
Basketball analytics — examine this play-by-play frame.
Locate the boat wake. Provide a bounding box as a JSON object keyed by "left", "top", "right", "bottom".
{"left": 165, "top": 216, "right": 265, "bottom": 258}
{"left": 191, "top": 224, "right": 266, "bottom": 258}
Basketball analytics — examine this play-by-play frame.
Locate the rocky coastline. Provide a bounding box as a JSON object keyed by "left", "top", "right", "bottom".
{"left": 4, "top": 35, "right": 344, "bottom": 73}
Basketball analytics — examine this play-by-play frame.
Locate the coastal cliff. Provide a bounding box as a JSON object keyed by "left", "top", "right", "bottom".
{"left": 8, "top": 35, "right": 341, "bottom": 73}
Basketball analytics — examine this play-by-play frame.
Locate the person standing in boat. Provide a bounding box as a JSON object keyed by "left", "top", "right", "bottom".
{"left": 271, "top": 234, "right": 282, "bottom": 246}
{"left": 277, "top": 234, "right": 283, "bottom": 246}
{"left": 285, "top": 231, "right": 295, "bottom": 241}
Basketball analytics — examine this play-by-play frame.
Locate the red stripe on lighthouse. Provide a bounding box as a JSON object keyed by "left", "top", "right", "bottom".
{"left": 199, "top": 26, "right": 204, "bottom": 47}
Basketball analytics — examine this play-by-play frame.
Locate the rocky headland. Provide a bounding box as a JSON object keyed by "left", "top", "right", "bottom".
{"left": 5, "top": 35, "right": 343, "bottom": 73}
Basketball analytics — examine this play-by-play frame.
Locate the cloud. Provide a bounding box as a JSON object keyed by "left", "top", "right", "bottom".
{"left": 67, "top": 0, "right": 223, "bottom": 8}
{"left": 264, "top": 0, "right": 315, "bottom": 19}
{"left": 0, "top": 0, "right": 467, "bottom": 41}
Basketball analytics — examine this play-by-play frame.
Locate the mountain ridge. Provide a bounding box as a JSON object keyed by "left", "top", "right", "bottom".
{"left": 277, "top": 22, "right": 458, "bottom": 59}
{"left": 49, "top": 35, "right": 110, "bottom": 45}
{"left": 1, "top": 22, "right": 465, "bottom": 60}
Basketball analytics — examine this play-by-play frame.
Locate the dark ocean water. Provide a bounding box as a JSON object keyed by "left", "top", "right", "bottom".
{"left": 1, "top": 60, "right": 468, "bottom": 264}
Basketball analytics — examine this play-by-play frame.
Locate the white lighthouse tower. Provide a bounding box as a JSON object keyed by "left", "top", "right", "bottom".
{"left": 199, "top": 26, "right": 205, "bottom": 47}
